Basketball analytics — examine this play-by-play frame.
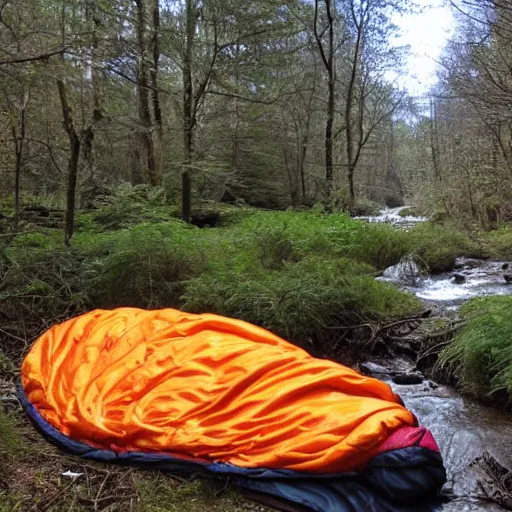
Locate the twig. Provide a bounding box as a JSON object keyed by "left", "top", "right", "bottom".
{"left": 30, "top": 480, "right": 75, "bottom": 512}
{"left": 94, "top": 471, "right": 111, "bottom": 511}
{"left": 416, "top": 340, "right": 454, "bottom": 366}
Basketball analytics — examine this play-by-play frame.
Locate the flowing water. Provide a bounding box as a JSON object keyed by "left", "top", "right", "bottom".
{"left": 364, "top": 207, "right": 512, "bottom": 511}
{"left": 355, "top": 206, "right": 428, "bottom": 230}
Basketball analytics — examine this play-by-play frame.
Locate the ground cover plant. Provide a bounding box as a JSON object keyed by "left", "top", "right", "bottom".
{"left": 437, "top": 296, "right": 512, "bottom": 404}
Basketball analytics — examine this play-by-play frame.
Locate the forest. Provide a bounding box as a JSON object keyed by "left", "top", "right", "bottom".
{"left": 0, "top": 0, "right": 511, "bottom": 225}
{"left": 1, "top": 0, "right": 512, "bottom": 511}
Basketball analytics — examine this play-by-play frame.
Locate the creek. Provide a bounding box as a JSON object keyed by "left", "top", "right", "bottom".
{"left": 362, "top": 207, "right": 512, "bottom": 511}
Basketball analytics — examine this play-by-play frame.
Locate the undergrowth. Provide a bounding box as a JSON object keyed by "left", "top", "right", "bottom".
{"left": 0, "top": 201, "right": 484, "bottom": 362}
{"left": 437, "top": 296, "right": 512, "bottom": 403}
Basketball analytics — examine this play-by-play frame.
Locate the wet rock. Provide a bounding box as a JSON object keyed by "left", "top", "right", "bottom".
{"left": 504, "top": 274, "right": 512, "bottom": 284}
{"left": 454, "top": 257, "right": 488, "bottom": 270}
{"left": 382, "top": 254, "right": 425, "bottom": 286}
{"left": 452, "top": 273, "right": 466, "bottom": 284}
{"left": 502, "top": 263, "right": 509, "bottom": 270}
{"left": 392, "top": 372, "right": 424, "bottom": 385}
{"left": 359, "top": 362, "right": 390, "bottom": 377}
{"left": 392, "top": 340, "right": 417, "bottom": 358}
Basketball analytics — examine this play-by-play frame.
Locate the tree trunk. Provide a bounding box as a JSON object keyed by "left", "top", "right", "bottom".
{"left": 150, "top": 0, "right": 163, "bottom": 182}
{"left": 326, "top": 71, "right": 334, "bottom": 197}
{"left": 313, "top": 0, "right": 335, "bottom": 204}
{"left": 14, "top": 101, "right": 26, "bottom": 227}
{"left": 430, "top": 96, "right": 441, "bottom": 183}
{"left": 81, "top": 0, "right": 101, "bottom": 182}
{"left": 81, "top": 125, "right": 94, "bottom": 180}
{"left": 325, "top": 0, "right": 334, "bottom": 195}
{"left": 182, "top": 0, "right": 195, "bottom": 222}
{"left": 136, "top": 0, "right": 158, "bottom": 186}
{"left": 299, "top": 133, "right": 309, "bottom": 201}
{"left": 345, "top": 15, "right": 363, "bottom": 213}
{"left": 58, "top": 79, "right": 80, "bottom": 247}
{"left": 14, "top": 143, "right": 22, "bottom": 227}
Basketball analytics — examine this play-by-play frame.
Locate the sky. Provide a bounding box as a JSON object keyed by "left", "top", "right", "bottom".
{"left": 389, "top": 0, "right": 456, "bottom": 96}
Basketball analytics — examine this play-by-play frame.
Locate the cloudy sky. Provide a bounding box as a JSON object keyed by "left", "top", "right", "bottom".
{"left": 390, "top": 0, "right": 456, "bottom": 95}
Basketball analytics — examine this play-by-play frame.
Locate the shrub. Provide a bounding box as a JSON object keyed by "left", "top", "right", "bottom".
{"left": 341, "top": 222, "right": 410, "bottom": 270}
{"left": 0, "top": 245, "right": 90, "bottom": 340}
{"left": 0, "top": 206, "right": 427, "bottom": 361}
{"left": 486, "top": 226, "right": 512, "bottom": 260}
{"left": 88, "top": 222, "right": 205, "bottom": 309}
{"left": 182, "top": 254, "right": 420, "bottom": 352}
{"left": 437, "top": 296, "right": 512, "bottom": 402}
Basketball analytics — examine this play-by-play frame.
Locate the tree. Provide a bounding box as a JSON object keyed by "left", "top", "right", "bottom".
{"left": 342, "top": 0, "right": 406, "bottom": 211}
{"left": 313, "top": 0, "right": 337, "bottom": 201}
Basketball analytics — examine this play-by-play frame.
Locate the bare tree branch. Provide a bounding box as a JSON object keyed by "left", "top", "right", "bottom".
{"left": 0, "top": 46, "right": 69, "bottom": 66}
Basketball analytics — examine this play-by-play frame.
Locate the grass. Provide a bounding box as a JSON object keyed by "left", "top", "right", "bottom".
{"left": 485, "top": 225, "right": 512, "bottom": 260}
{"left": 437, "top": 296, "right": 512, "bottom": 403}
{"left": 0, "top": 203, "right": 485, "bottom": 362}
{"left": 0, "top": 405, "right": 269, "bottom": 512}
{"left": 408, "top": 222, "right": 483, "bottom": 272}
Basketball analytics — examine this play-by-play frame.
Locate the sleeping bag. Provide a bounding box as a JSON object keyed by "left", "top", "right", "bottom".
{"left": 18, "top": 307, "right": 446, "bottom": 511}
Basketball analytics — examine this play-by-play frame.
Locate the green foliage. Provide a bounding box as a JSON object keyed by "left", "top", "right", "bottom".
{"left": 88, "top": 222, "right": 205, "bottom": 309}
{"left": 324, "top": 189, "right": 381, "bottom": 216}
{"left": 486, "top": 226, "right": 512, "bottom": 260}
{"left": 438, "top": 296, "right": 512, "bottom": 401}
{"left": 408, "top": 222, "right": 481, "bottom": 272}
{"left": 1, "top": 245, "right": 89, "bottom": 330}
{"left": 92, "top": 193, "right": 172, "bottom": 231}
{"left": 1, "top": 205, "right": 463, "bottom": 362}
{"left": 183, "top": 254, "right": 420, "bottom": 349}
{"left": 328, "top": 187, "right": 351, "bottom": 212}
{"left": 398, "top": 207, "right": 423, "bottom": 218}
{"left": 342, "top": 222, "right": 410, "bottom": 269}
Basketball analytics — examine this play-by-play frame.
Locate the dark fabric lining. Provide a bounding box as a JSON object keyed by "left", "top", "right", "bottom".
{"left": 17, "top": 383, "right": 447, "bottom": 512}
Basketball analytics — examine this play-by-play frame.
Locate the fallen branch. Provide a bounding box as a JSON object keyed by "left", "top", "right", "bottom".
{"left": 364, "top": 310, "right": 432, "bottom": 349}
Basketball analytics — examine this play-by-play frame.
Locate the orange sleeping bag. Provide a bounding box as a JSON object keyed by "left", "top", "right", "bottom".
{"left": 21, "top": 307, "right": 416, "bottom": 473}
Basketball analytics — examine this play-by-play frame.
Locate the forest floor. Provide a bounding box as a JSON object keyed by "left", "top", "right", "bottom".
{"left": 2, "top": 189, "right": 512, "bottom": 510}
{"left": 1, "top": 409, "right": 271, "bottom": 512}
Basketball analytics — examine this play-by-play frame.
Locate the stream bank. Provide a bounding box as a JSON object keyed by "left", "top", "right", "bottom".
{"left": 362, "top": 207, "right": 512, "bottom": 511}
